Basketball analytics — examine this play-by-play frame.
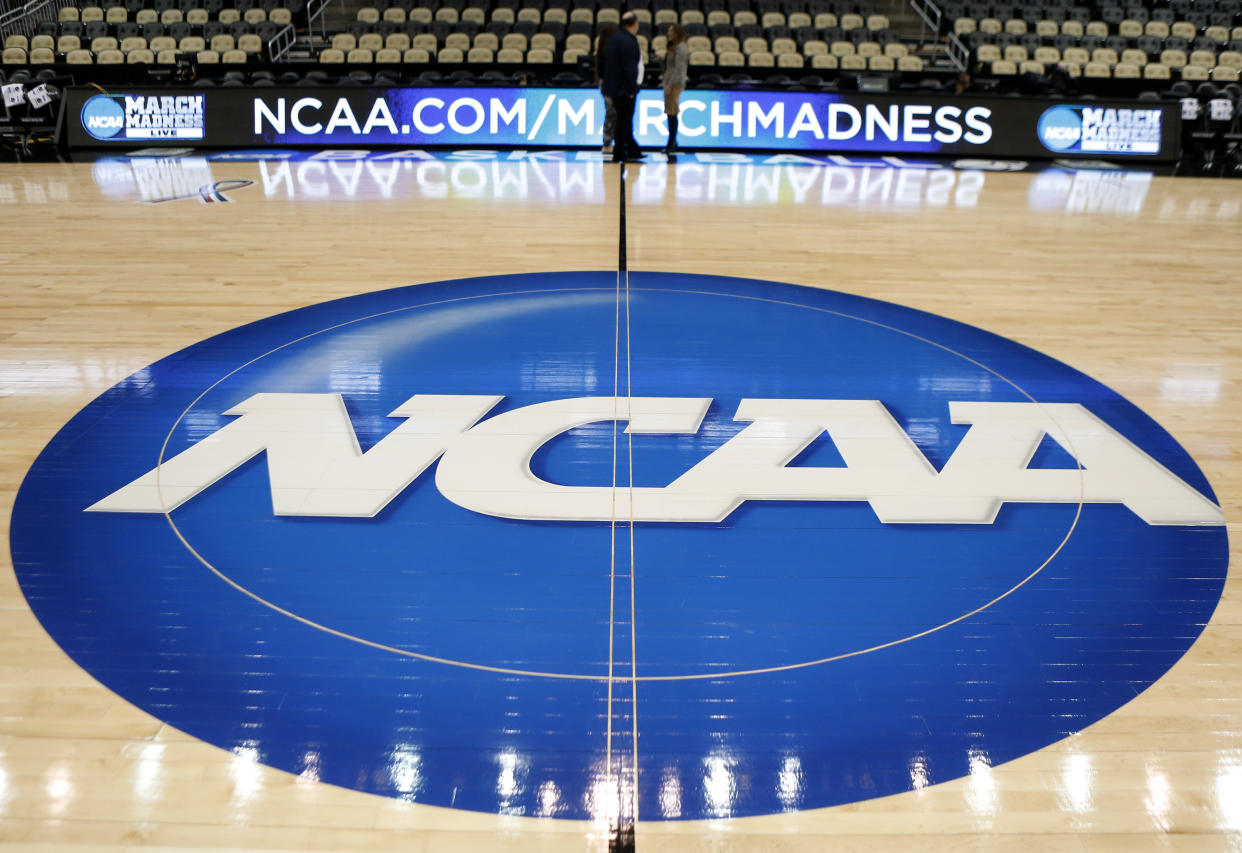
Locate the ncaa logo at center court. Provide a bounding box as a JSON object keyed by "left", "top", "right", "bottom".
{"left": 11, "top": 272, "right": 1228, "bottom": 821}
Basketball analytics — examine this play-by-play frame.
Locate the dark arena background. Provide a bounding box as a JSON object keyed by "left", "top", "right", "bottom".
{"left": 1, "top": 0, "right": 1241, "bottom": 850}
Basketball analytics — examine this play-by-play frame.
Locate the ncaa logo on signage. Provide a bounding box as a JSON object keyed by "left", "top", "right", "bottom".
{"left": 12, "top": 272, "right": 1227, "bottom": 820}
{"left": 80, "top": 94, "right": 125, "bottom": 140}
{"left": 1037, "top": 105, "right": 1085, "bottom": 152}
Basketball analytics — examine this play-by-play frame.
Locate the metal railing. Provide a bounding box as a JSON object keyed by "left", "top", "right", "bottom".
{"left": 908, "top": 0, "right": 942, "bottom": 43}
{"left": 306, "top": 0, "right": 329, "bottom": 42}
{"left": 0, "top": 0, "right": 72, "bottom": 39}
{"left": 946, "top": 31, "right": 969, "bottom": 70}
{"left": 267, "top": 22, "right": 294, "bottom": 60}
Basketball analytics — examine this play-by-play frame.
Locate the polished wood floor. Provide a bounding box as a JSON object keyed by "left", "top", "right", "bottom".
{"left": 1, "top": 155, "right": 1240, "bottom": 851}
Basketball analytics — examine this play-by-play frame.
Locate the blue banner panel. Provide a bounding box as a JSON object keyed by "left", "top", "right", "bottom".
{"left": 64, "top": 87, "right": 1181, "bottom": 160}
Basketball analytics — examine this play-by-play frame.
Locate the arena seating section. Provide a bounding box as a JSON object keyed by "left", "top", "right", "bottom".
{"left": 947, "top": 0, "right": 1242, "bottom": 82}
{"left": 319, "top": 3, "right": 924, "bottom": 75}
{"left": 1, "top": 0, "right": 298, "bottom": 65}
{"left": 1, "top": 0, "right": 935, "bottom": 86}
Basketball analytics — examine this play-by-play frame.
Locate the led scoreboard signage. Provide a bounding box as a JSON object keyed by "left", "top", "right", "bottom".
{"left": 80, "top": 93, "right": 206, "bottom": 141}
{"left": 64, "top": 87, "right": 1181, "bottom": 159}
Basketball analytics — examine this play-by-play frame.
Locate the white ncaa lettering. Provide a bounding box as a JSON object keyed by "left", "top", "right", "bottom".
{"left": 85, "top": 395, "right": 1224, "bottom": 526}
{"left": 435, "top": 396, "right": 711, "bottom": 520}
{"left": 86, "top": 393, "right": 501, "bottom": 516}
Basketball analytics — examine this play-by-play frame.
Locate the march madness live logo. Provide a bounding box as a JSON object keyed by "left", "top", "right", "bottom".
{"left": 81, "top": 94, "right": 206, "bottom": 141}
{"left": 1037, "top": 105, "right": 1162, "bottom": 154}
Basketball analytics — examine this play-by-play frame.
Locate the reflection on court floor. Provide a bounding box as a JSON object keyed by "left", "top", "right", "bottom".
{"left": 8, "top": 150, "right": 1231, "bottom": 219}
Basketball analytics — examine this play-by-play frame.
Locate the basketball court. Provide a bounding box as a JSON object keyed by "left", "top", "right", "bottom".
{"left": 1, "top": 152, "right": 1240, "bottom": 852}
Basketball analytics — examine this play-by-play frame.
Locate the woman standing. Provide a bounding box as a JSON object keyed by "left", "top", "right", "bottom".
{"left": 662, "top": 23, "right": 689, "bottom": 154}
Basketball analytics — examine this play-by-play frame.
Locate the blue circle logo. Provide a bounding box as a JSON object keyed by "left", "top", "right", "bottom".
{"left": 1037, "top": 105, "right": 1084, "bottom": 152}
{"left": 11, "top": 273, "right": 1227, "bottom": 820}
{"left": 80, "top": 94, "right": 125, "bottom": 140}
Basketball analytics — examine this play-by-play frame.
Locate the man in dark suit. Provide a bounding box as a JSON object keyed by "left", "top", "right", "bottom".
{"left": 601, "top": 11, "right": 643, "bottom": 162}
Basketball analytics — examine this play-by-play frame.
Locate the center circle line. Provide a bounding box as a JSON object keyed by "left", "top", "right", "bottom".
{"left": 153, "top": 279, "right": 1086, "bottom": 682}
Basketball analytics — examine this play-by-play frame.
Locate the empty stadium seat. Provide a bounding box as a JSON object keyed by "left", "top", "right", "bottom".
{"left": 977, "top": 44, "right": 1000, "bottom": 62}
{"left": 1161, "top": 48, "right": 1188, "bottom": 67}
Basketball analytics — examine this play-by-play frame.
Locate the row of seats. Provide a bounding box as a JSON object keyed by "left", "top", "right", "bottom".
{"left": 56, "top": 4, "right": 293, "bottom": 23}
{"left": 686, "top": 48, "right": 924, "bottom": 65}
{"left": 0, "top": 45, "right": 251, "bottom": 61}
{"left": 174, "top": 66, "right": 910, "bottom": 88}
{"left": 1162, "top": 0, "right": 1240, "bottom": 13}
{"left": 358, "top": 0, "right": 886, "bottom": 13}
{"left": 961, "top": 29, "right": 1242, "bottom": 53}
{"left": 984, "top": 56, "right": 1241, "bottom": 78}
{"left": 52, "top": 0, "right": 301, "bottom": 13}
{"left": 322, "top": 44, "right": 537, "bottom": 59}
{"left": 313, "top": 41, "right": 926, "bottom": 67}
{"left": 5, "top": 33, "right": 266, "bottom": 53}
{"left": 15, "top": 19, "right": 285, "bottom": 41}
{"left": 950, "top": 4, "right": 1237, "bottom": 27}
{"left": 956, "top": 16, "right": 1242, "bottom": 41}
{"left": 962, "top": 29, "right": 1242, "bottom": 73}
{"left": 355, "top": 4, "right": 889, "bottom": 28}
{"left": 976, "top": 41, "right": 1242, "bottom": 66}
{"left": 328, "top": 19, "right": 902, "bottom": 51}
{"left": 326, "top": 27, "right": 899, "bottom": 53}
